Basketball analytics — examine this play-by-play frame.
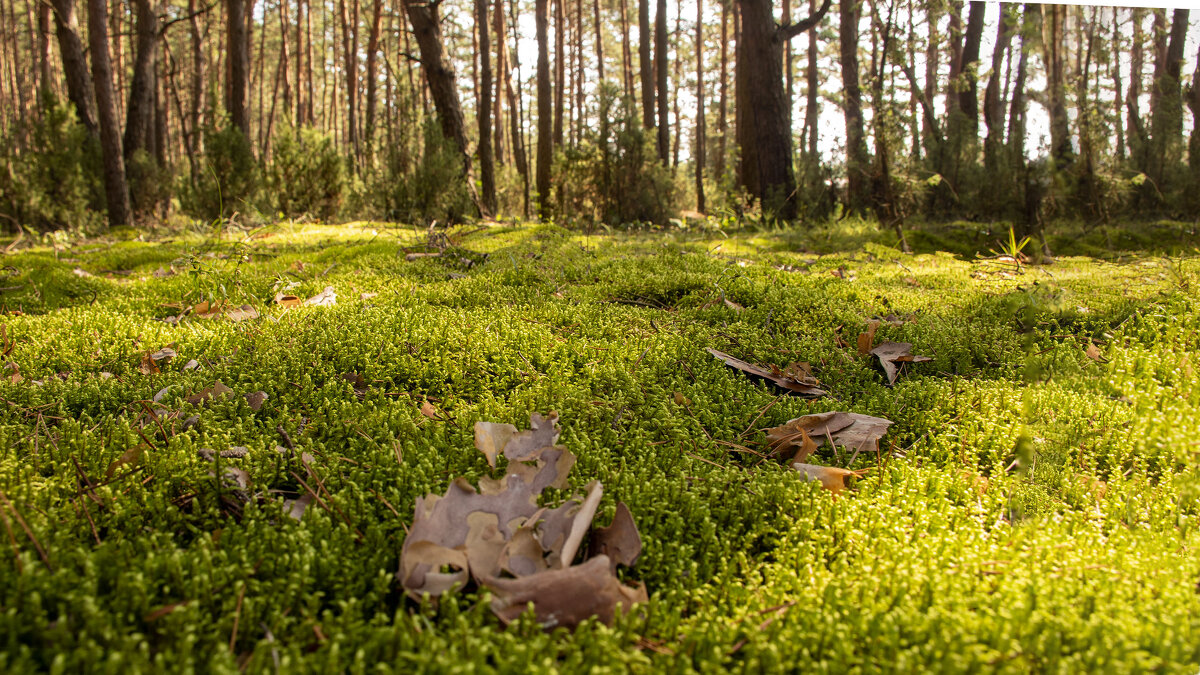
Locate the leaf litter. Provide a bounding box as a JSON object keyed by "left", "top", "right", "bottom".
{"left": 706, "top": 348, "right": 826, "bottom": 398}
{"left": 398, "top": 412, "right": 646, "bottom": 629}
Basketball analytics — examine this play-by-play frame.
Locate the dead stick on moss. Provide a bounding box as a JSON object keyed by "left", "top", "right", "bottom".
{"left": 0, "top": 500, "right": 23, "bottom": 573}
{"left": 229, "top": 583, "right": 246, "bottom": 651}
{"left": 0, "top": 490, "right": 51, "bottom": 570}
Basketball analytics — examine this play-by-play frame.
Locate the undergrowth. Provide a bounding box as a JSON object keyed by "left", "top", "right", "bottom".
{"left": 0, "top": 220, "right": 1197, "bottom": 672}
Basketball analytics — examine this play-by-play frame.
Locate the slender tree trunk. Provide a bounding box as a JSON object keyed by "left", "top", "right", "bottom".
{"left": 277, "top": 0, "right": 292, "bottom": 122}
{"left": 363, "top": 0, "right": 382, "bottom": 161}
{"left": 983, "top": 4, "right": 1015, "bottom": 173}
{"left": 87, "top": 0, "right": 132, "bottom": 228}
{"left": 122, "top": 0, "right": 158, "bottom": 161}
{"left": 695, "top": 0, "right": 705, "bottom": 212}
{"left": 37, "top": 0, "right": 52, "bottom": 96}
{"left": 536, "top": 0, "right": 552, "bottom": 217}
{"left": 1042, "top": 4, "right": 1071, "bottom": 171}
{"left": 509, "top": 0, "right": 530, "bottom": 216}
{"left": 1007, "top": 5, "right": 1030, "bottom": 161}
{"left": 1112, "top": 9, "right": 1123, "bottom": 162}
{"left": 493, "top": 0, "right": 507, "bottom": 164}
{"left": 957, "top": 1, "right": 985, "bottom": 134}
{"left": 573, "top": 0, "right": 583, "bottom": 142}
{"left": 945, "top": 0, "right": 963, "bottom": 119}
{"left": 638, "top": 0, "right": 653, "bottom": 129}
{"left": 655, "top": 0, "right": 669, "bottom": 163}
{"left": 304, "top": 0, "right": 315, "bottom": 125}
{"left": 593, "top": 0, "right": 604, "bottom": 82}
{"left": 1148, "top": 8, "right": 1189, "bottom": 190}
{"left": 839, "top": 0, "right": 868, "bottom": 213}
{"left": 338, "top": 0, "right": 359, "bottom": 164}
{"left": 1127, "top": 8, "right": 1145, "bottom": 170}
{"left": 804, "top": 0, "right": 817, "bottom": 160}
{"left": 921, "top": 2, "right": 939, "bottom": 158}
{"left": 477, "top": 0, "right": 496, "bottom": 215}
{"left": 1187, "top": 41, "right": 1199, "bottom": 183}
{"left": 782, "top": 0, "right": 792, "bottom": 130}
{"left": 51, "top": 0, "right": 97, "bottom": 136}
{"left": 554, "top": 0, "right": 565, "bottom": 144}
{"left": 620, "top": 0, "right": 633, "bottom": 95}
{"left": 715, "top": 0, "right": 728, "bottom": 180}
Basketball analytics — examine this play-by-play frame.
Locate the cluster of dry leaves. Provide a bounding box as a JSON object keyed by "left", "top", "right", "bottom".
{"left": 398, "top": 412, "right": 646, "bottom": 629}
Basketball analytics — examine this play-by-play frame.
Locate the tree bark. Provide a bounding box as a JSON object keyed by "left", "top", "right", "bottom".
{"left": 476, "top": 0, "right": 496, "bottom": 215}
{"left": 338, "top": 0, "right": 361, "bottom": 165}
{"left": 554, "top": 0, "right": 564, "bottom": 144}
{"left": 1126, "top": 8, "right": 1145, "bottom": 170}
{"left": 715, "top": 0, "right": 728, "bottom": 179}
{"left": 983, "top": 3, "right": 1015, "bottom": 172}
{"left": 225, "top": 0, "right": 249, "bottom": 138}
{"left": 655, "top": 0, "right": 668, "bottom": 163}
{"left": 593, "top": 0, "right": 604, "bottom": 82}
{"left": 87, "top": 0, "right": 132, "bottom": 228}
{"left": 1148, "top": 8, "right": 1189, "bottom": 189}
{"left": 803, "top": 0, "right": 817, "bottom": 159}
{"left": 620, "top": 0, "right": 633, "bottom": 95}
{"left": 838, "top": 0, "right": 868, "bottom": 213}
{"left": 695, "top": 0, "right": 705, "bottom": 212}
{"left": 638, "top": 0, "right": 653, "bottom": 129}
{"left": 493, "top": 0, "right": 506, "bottom": 164}
{"left": 37, "top": 0, "right": 52, "bottom": 96}
{"left": 957, "top": 1, "right": 985, "bottom": 134}
{"left": 1041, "top": 4, "right": 1071, "bottom": 171}
{"left": 50, "top": 0, "right": 97, "bottom": 136}
{"left": 536, "top": 0, "right": 553, "bottom": 218}
{"left": 736, "top": 0, "right": 830, "bottom": 218}
{"left": 123, "top": 0, "right": 159, "bottom": 162}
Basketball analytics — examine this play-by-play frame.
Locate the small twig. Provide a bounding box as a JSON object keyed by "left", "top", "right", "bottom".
{"left": 0, "top": 490, "right": 51, "bottom": 570}
{"left": 229, "top": 583, "right": 246, "bottom": 652}
{"left": 737, "top": 395, "right": 783, "bottom": 441}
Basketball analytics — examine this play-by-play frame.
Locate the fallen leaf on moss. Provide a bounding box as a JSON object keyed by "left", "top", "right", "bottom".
{"left": 283, "top": 493, "right": 314, "bottom": 521}
{"left": 1, "top": 324, "right": 13, "bottom": 358}
{"left": 857, "top": 319, "right": 880, "bottom": 355}
{"left": 790, "top": 462, "right": 867, "bottom": 494}
{"left": 244, "top": 391, "right": 268, "bottom": 411}
{"left": 483, "top": 555, "right": 647, "bottom": 629}
{"left": 224, "top": 305, "right": 259, "bottom": 322}
{"left": 706, "top": 348, "right": 826, "bottom": 398}
{"left": 588, "top": 502, "right": 642, "bottom": 571}
{"left": 305, "top": 286, "right": 337, "bottom": 306}
{"left": 766, "top": 411, "right": 893, "bottom": 461}
{"left": 191, "top": 300, "right": 227, "bottom": 318}
{"left": 186, "top": 381, "right": 234, "bottom": 406}
{"left": 1085, "top": 342, "right": 1105, "bottom": 362}
{"left": 869, "top": 341, "right": 932, "bottom": 385}
{"left": 106, "top": 444, "right": 147, "bottom": 479}
{"left": 474, "top": 421, "right": 517, "bottom": 468}
{"left": 5, "top": 362, "right": 21, "bottom": 383}
{"left": 273, "top": 292, "right": 303, "bottom": 307}
{"left": 420, "top": 400, "right": 439, "bottom": 419}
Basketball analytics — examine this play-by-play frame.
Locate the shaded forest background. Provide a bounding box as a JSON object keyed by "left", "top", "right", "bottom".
{"left": 0, "top": 0, "right": 1197, "bottom": 239}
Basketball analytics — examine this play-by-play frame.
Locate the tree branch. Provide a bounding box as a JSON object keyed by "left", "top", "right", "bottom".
{"left": 158, "top": 0, "right": 217, "bottom": 36}
{"left": 778, "top": 0, "right": 832, "bottom": 42}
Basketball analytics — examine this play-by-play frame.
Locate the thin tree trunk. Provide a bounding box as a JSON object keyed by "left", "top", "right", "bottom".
{"left": 957, "top": 1, "right": 985, "bottom": 134}
{"left": 638, "top": 0, "right": 653, "bottom": 129}
{"left": 477, "top": 0, "right": 496, "bottom": 215}
{"left": 592, "top": 0, "right": 604, "bottom": 82}
{"left": 1111, "top": 9, "right": 1123, "bottom": 162}
{"left": 1041, "top": 4, "right": 1071, "bottom": 171}
{"left": 620, "top": 0, "right": 633, "bottom": 96}
{"left": 1147, "top": 8, "right": 1189, "bottom": 189}
{"left": 654, "top": 0, "right": 668, "bottom": 163}
{"left": 37, "top": 0, "right": 52, "bottom": 97}
{"left": 695, "top": 0, "right": 705, "bottom": 212}
{"left": 87, "top": 0, "right": 132, "bottom": 228}
{"left": 536, "top": 0, "right": 552, "bottom": 217}
{"left": 278, "top": 0, "right": 292, "bottom": 122}
{"left": 509, "top": 0, "right": 530, "bottom": 216}
{"left": 671, "top": 0, "right": 682, "bottom": 168}
{"left": 225, "top": 0, "right": 250, "bottom": 138}
{"left": 554, "top": 0, "right": 564, "bottom": 144}
{"left": 839, "top": 0, "right": 868, "bottom": 212}
{"left": 338, "top": 0, "right": 359, "bottom": 163}
{"left": 804, "top": 0, "right": 817, "bottom": 159}
{"left": 715, "top": 0, "right": 728, "bottom": 179}
{"left": 493, "top": 0, "right": 507, "bottom": 164}
{"left": 983, "top": 3, "right": 1014, "bottom": 172}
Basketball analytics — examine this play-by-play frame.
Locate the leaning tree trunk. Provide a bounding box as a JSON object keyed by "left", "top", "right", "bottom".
{"left": 51, "top": 0, "right": 97, "bottom": 136}
{"left": 735, "top": 0, "right": 831, "bottom": 219}
{"left": 87, "top": 0, "right": 132, "bottom": 228}
{"left": 405, "top": 0, "right": 481, "bottom": 217}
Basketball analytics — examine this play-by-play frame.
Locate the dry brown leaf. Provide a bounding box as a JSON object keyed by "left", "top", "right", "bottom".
{"left": 186, "top": 381, "right": 234, "bottom": 406}
{"left": 501, "top": 412, "right": 561, "bottom": 461}
{"left": 536, "top": 481, "right": 603, "bottom": 569}
{"left": 244, "top": 391, "right": 268, "bottom": 411}
{"left": 790, "top": 462, "right": 867, "bottom": 494}
{"left": 0, "top": 324, "right": 13, "bottom": 358}
{"left": 857, "top": 319, "right": 881, "bottom": 355}
{"left": 869, "top": 341, "right": 932, "bottom": 385}
{"left": 474, "top": 421, "right": 518, "bottom": 468}
{"left": 305, "top": 286, "right": 337, "bottom": 307}
{"left": 360, "top": 292, "right": 379, "bottom": 300}
{"left": 106, "top": 444, "right": 147, "bottom": 480}
{"left": 706, "top": 348, "right": 826, "bottom": 398}
{"left": 192, "top": 300, "right": 228, "bottom": 318}
{"left": 588, "top": 502, "right": 642, "bottom": 571}
{"left": 483, "top": 555, "right": 647, "bottom": 629}
{"left": 766, "top": 411, "right": 893, "bottom": 460}
{"left": 284, "top": 493, "right": 314, "bottom": 521}
{"left": 4, "top": 362, "right": 22, "bottom": 383}
{"left": 1085, "top": 342, "right": 1104, "bottom": 362}
{"left": 420, "top": 400, "right": 439, "bottom": 419}
{"left": 225, "top": 305, "right": 260, "bottom": 322}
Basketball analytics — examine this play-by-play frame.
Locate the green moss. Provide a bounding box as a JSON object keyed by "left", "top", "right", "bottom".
{"left": 0, "top": 221, "right": 1197, "bottom": 672}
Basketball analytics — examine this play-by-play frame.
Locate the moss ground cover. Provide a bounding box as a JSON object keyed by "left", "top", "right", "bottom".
{"left": 0, "top": 219, "right": 1198, "bottom": 672}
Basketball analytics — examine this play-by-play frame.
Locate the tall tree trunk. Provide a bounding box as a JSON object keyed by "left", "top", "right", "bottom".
{"left": 554, "top": 0, "right": 564, "bottom": 145}
{"left": 1147, "top": 8, "right": 1189, "bottom": 191}
{"left": 804, "top": 0, "right": 817, "bottom": 159}
{"left": 404, "top": 0, "right": 480, "bottom": 216}
{"left": 638, "top": 0, "right": 653, "bottom": 129}
{"left": 655, "top": 0, "right": 668, "bottom": 163}
{"left": 51, "top": 0, "right": 97, "bottom": 136}
{"left": 508, "top": 0, "right": 530, "bottom": 216}
{"left": 364, "top": 0, "right": 383, "bottom": 163}
{"left": 87, "top": 0, "right": 132, "bottom": 228}
{"left": 304, "top": 0, "right": 315, "bottom": 125}
{"left": 620, "top": 0, "right": 633, "bottom": 95}
{"left": 536, "top": 0, "right": 552, "bottom": 218}
{"left": 225, "top": 0, "right": 249, "bottom": 138}
{"left": 983, "top": 3, "right": 1015, "bottom": 173}
{"left": 1111, "top": 10, "right": 1123, "bottom": 162}
{"left": 37, "top": 0, "right": 52, "bottom": 96}
{"left": 838, "top": 0, "right": 868, "bottom": 213}
{"left": 123, "top": 0, "right": 158, "bottom": 163}
{"left": 957, "top": 1, "right": 985, "bottom": 134}
{"left": 477, "top": 0, "right": 496, "bottom": 215}
{"left": 338, "top": 0, "right": 359, "bottom": 163}
{"left": 1041, "top": 4, "right": 1071, "bottom": 171}
{"left": 921, "top": 2, "right": 940, "bottom": 159}
{"left": 277, "top": 0, "right": 292, "bottom": 123}
{"left": 694, "top": 0, "right": 705, "bottom": 212}
{"left": 945, "top": 0, "right": 963, "bottom": 119}
{"left": 493, "top": 0, "right": 506, "bottom": 164}
{"left": 715, "top": 0, "right": 728, "bottom": 180}
{"left": 736, "top": 0, "right": 830, "bottom": 218}
{"left": 1007, "top": 5, "right": 1030, "bottom": 161}
{"left": 1126, "top": 8, "right": 1145, "bottom": 170}
{"left": 1187, "top": 41, "right": 1199, "bottom": 190}
{"left": 593, "top": 0, "right": 604, "bottom": 82}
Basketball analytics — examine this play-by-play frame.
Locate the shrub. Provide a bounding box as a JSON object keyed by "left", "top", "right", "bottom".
{"left": 126, "top": 148, "right": 173, "bottom": 220}
{"left": 372, "top": 120, "right": 473, "bottom": 225}
{"left": 0, "top": 94, "right": 103, "bottom": 233}
{"left": 181, "top": 122, "right": 259, "bottom": 221}
{"left": 268, "top": 125, "right": 344, "bottom": 221}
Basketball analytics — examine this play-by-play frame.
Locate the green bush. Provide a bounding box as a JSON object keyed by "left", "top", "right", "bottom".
{"left": 126, "top": 148, "right": 173, "bottom": 219}
{"left": 0, "top": 94, "right": 103, "bottom": 233}
{"left": 181, "top": 122, "right": 259, "bottom": 221}
{"left": 268, "top": 125, "right": 344, "bottom": 221}
{"left": 372, "top": 120, "right": 472, "bottom": 225}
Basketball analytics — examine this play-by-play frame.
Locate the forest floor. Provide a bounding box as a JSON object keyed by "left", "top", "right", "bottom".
{"left": 0, "top": 218, "right": 1198, "bottom": 672}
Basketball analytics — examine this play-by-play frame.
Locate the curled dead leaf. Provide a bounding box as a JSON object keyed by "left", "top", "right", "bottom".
{"left": 588, "top": 502, "right": 642, "bottom": 572}
{"left": 274, "top": 292, "right": 303, "bottom": 307}
{"left": 244, "top": 391, "right": 268, "bottom": 411}
{"left": 869, "top": 341, "right": 932, "bottom": 385}
{"left": 766, "top": 411, "right": 894, "bottom": 462}
{"left": 186, "top": 381, "right": 234, "bottom": 406}
{"left": 857, "top": 319, "right": 880, "bottom": 355}
{"left": 483, "top": 555, "right": 647, "bottom": 629}
{"left": 305, "top": 286, "right": 337, "bottom": 307}
{"left": 706, "top": 348, "right": 826, "bottom": 398}
{"left": 791, "top": 462, "right": 867, "bottom": 495}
